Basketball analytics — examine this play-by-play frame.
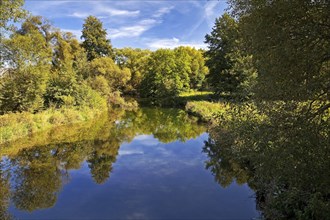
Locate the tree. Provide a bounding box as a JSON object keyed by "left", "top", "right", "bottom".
{"left": 0, "top": 0, "right": 27, "bottom": 32}
{"left": 115, "top": 48, "right": 151, "bottom": 94}
{"left": 84, "top": 57, "right": 131, "bottom": 106}
{"left": 173, "top": 46, "right": 209, "bottom": 90}
{"left": 44, "top": 31, "right": 90, "bottom": 108}
{"left": 204, "top": 101, "right": 330, "bottom": 219}
{"left": 0, "top": 19, "right": 52, "bottom": 113}
{"left": 205, "top": 13, "right": 257, "bottom": 100}
{"left": 140, "top": 49, "right": 184, "bottom": 104}
{"left": 81, "top": 16, "right": 113, "bottom": 61}
{"left": 173, "top": 47, "right": 192, "bottom": 92}
{"left": 88, "top": 57, "right": 131, "bottom": 92}
{"left": 228, "top": 0, "right": 330, "bottom": 103}
{"left": 17, "top": 16, "right": 55, "bottom": 43}
{"left": 2, "top": 17, "right": 53, "bottom": 69}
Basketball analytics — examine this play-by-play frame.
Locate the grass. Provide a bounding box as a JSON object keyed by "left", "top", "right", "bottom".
{"left": 185, "top": 100, "right": 270, "bottom": 125}
{"left": 138, "top": 90, "right": 213, "bottom": 107}
{"left": 176, "top": 91, "right": 213, "bottom": 105}
{"left": 179, "top": 91, "right": 213, "bottom": 98}
{"left": 185, "top": 101, "right": 231, "bottom": 123}
{"left": 0, "top": 106, "right": 106, "bottom": 145}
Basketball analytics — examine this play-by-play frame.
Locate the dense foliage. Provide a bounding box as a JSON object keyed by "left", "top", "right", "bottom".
{"left": 204, "top": 102, "right": 330, "bottom": 219}
{"left": 228, "top": 0, "right": 330, "bottom": 102}
{"left": 115, "top": 48, "right": 151, "bottom": 94}
{"left": 0, "top": 0, "right": 27, "bottom": 32}
{"left": 205, "top": 13, "right": 257, "bottom": 100}
{"left": 0, "top": 14, "right": 131, "bottom": 115}
{"left": 199, "top": 1, "right": 330, "bottom": 219}
{"left": 140, "top": 48, "right": 209, "bottom": 105}
{"left": 81, "top": 16, "right": 114, "bottom": 61}
{"left": 0, "top": 4, "right": 209, "bottom": 114}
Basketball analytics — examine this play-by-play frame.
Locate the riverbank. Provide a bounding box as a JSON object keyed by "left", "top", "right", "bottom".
{"left": 185, "top": 101, "right": 230, "bottom": 123}
{"left": 184, "top": 100, "right": 265, "bottom": 125}
{"left": 0, "top": 106, "right": 107, "bottom": 145}
{"left": 198, "top": 99, "right": 330, "bottom": 219}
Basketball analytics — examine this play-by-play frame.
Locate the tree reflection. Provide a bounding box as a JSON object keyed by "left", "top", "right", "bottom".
{"left": 87, "top": 140, "right": 119, "bottom": 184}
{"left": 12, "top": 163, "right": 61, "bottom": 211}
{"left": 204, "top": 102, "right": 330, "bottom": 219}
{"left": 0, "top": 161, "right": 12, "bottom": 220}
{"left": 0, "top": 107, "right": 206, "bottom": 215}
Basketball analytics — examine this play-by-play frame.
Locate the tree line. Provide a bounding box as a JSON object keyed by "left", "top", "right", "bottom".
{"left": 1, "top": 0, "right": 329, "bottom": 114}
{"left": 207, "top": 0, "right": 329, "bottom": 106}
{"left": 0, "top": 1, "right": 210, "bottom": 114}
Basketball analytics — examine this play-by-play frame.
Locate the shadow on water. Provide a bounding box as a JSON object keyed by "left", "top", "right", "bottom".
{"left": 203, "top": 102, "right": 330, "bottom": 219}
{"left": 0, "top": 107, "right": 206, "bottom": 219}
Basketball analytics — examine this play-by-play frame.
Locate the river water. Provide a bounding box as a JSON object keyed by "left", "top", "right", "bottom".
{"left": 0, "top": 108, "right": 260, "bottom": 219}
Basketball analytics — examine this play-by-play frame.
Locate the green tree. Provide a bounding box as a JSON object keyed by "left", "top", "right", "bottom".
{"left": 173, "top": 47, "right": 192, "bottom": 92}
{"left": 2, "top": 17, "right": 53, "bottom": 69}
{"left": 88, "top": 57, "right": 131, "bottom": 92}
{"left": 174, "top": 46, "right": 209, "bottom": 90}
{"left": 0, "top": 0, "right": 27, "bottom": 32}
{"left": 140, "top": 49, "right": 184, "bottom": 104}
{"left": 88, "top": 150, "right": 116, "bottom": 184}
{"left": 85, "top": 57, "right": 131, "bottom": 106}
{"left": 115, "top": 48, "right": 151, "bottom": 94}
{"left": 81, "top": 16, "right": 113, "bottom": 61}
{"left": 17, "top": 16, "right": 55, "bottom": 43}
{"left": 205, "top": 13, "right": 256, "bottom": 100}
{"left": 204, "top": 102, "right": 330, "bottom": 219}
{"left": 45, "top": 31, "right": 91, "bottom": 108}
{"left": 228, "top": 0, "right": 330, "bottom": 103}
{"left": 11, "top": 148, "right": 62, "bottom": 212}
{"left": 0, "top": 19, "right": 52, "bottom": 113}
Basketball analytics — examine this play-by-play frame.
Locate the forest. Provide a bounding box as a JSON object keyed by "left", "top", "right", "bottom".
{"left": 1, "top": 0, "right": 329, "bottom": 219}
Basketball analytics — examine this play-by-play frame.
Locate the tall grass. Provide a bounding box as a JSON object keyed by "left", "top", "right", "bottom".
{"left": 185, "top": 101, "right": 230, "bottom": 123}
{"left": 185, "top": 100, "right": 268, "bottom": 125}
{"left": 0, "top": 106, "right": 106, "bottom": 144}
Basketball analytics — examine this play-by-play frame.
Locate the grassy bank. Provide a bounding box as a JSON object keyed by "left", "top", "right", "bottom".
{"left": 185, "top": 101, "right": 231, "bottom": 123}
{"left": 0, "top": 106, "right": 107, "bottom": 145}
{"left": 138, "top": 91, "right": 213, "bottom": 107}
{"left": 185, "top": 101, "right": 267, "bottom": 125}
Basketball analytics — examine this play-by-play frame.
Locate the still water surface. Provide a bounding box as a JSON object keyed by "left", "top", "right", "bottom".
{"left": 0, "top": 108, "right": 259, "bottom": 219}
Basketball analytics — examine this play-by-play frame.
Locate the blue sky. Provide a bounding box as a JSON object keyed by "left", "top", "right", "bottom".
{"left": 24, "top": 0, "right": 227, "bottom": 50}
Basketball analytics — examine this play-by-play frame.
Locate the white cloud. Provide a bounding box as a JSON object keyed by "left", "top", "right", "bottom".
{"left": 29, "top": 1, "right": 140, "bottom": 19}
{"left": 109, "top": 19, "right": 158, "bottom": 39}
{"left": 69, "top": 12, "right": 108, "bottom": 20}
{"left": 70, "top": 12, "right": 90, "bottom": 19}
{"left": 93, "top": 3, "right": 140, "bottom": 17}
{"left": 153, "top": 6, "right": 174, "bottom": 18}
{"left": 146, "top": 37, "right": 206, "bottom": 50}
{"left": 205, "top": 1, "right": 221, "bottom": 27}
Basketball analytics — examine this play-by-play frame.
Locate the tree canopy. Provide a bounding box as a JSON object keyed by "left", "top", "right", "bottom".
{"left": 81, "top": 16, "right": 114, "bottom": 61}
{"left": 205, "top": 13, "right": 257, "bottom": 100}
{"left": 0, "top": 0, "right": 27, "bottom": 32}
{"left": 228, "top": 0, "right": 330, "bottom": 102}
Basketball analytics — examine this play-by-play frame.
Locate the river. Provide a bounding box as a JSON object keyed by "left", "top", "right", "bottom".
{"left": 0, "top": 107, "right": 260, "bottom": 219}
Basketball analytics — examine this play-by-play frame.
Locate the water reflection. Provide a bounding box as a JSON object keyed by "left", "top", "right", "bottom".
{"left": 204, "top": 103, "right": 330, "bottom": 219}
{"left": 1, "top": 108, "right": 219, "bottom": 219}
